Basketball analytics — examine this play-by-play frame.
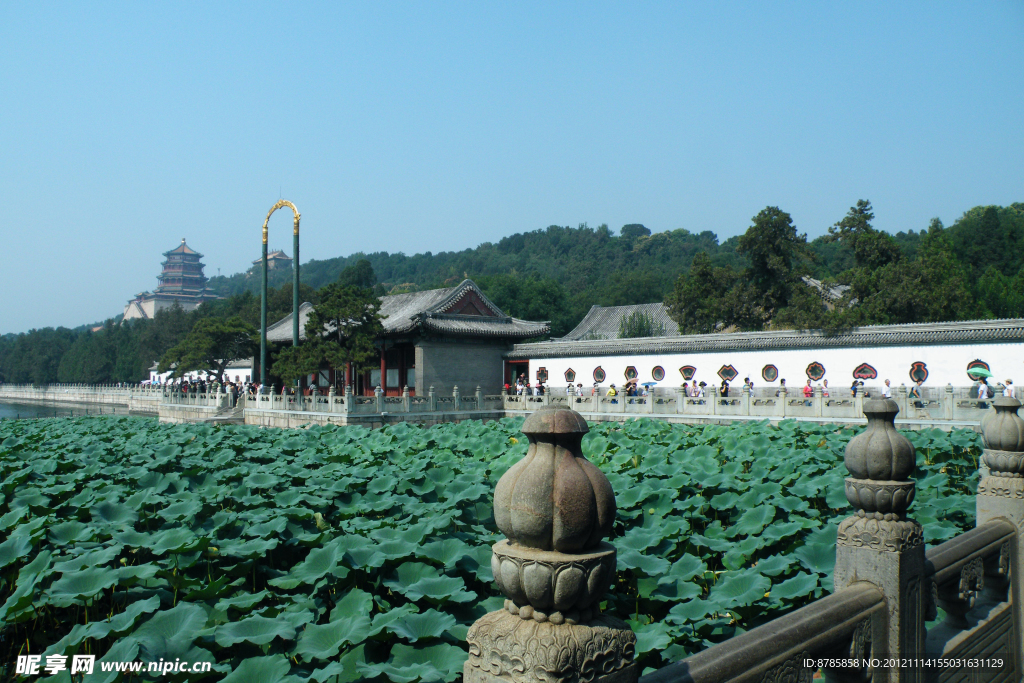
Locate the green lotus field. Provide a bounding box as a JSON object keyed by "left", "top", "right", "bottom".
{"left": 0, "top": 415, "right": 981, "bottom": 682}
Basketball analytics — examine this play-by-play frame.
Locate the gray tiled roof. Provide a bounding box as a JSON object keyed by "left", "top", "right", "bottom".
{"left": 559, "top": 303, "right": 680, "bottom": 340}
{"left": 506, "top": 317, "right": 1024, "bottom": 360}
{"left": 266, "top": 279, "right": 549, "bottom": 342}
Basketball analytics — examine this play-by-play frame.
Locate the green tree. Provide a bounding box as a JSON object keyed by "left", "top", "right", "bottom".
{"left": 736, "top": 206, "right": 808, "bottom": 327}
{"left": 844, "top": 224, "right": 976, "bottom": 324}
{"left": 272, "top": 283, "right": 384, "bottom": 385}
{"left": 158, "top": 316, "right": 258, "bottom": 382}
{"left": 665, "top": 252, "right": 731, "bottom": 333}
{"left": 617, "top": 310, "right": 666, "bottom": 338}
{"left": 336, "top": 259, "right": 376, "bottom": 289}
{"left": 826, "top": 200, "right": 902, "bottom": 270}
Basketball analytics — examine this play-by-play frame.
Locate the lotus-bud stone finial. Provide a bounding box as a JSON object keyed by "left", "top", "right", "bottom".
{"left": 844, "top": 399, "right": 915, "bottom": 481}
{"left": 843, "top": 399, "right": 917, "bottom": 515}
{"left": 493, "top": 405, "right": 615, "bottom": 552}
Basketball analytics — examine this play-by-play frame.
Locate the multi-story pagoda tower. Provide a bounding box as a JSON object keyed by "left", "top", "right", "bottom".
{"left": 123, "top": 238, "right": 219, "bottom": 320}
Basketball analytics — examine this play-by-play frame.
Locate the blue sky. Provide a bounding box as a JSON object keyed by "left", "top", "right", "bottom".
{"left": 1, "top": 2, "right": 1021, "bottom": 334}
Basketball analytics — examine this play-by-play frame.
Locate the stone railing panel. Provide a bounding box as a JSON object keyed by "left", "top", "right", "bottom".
{"left": 639, "top": 582, "right": 885, "bottom": 683}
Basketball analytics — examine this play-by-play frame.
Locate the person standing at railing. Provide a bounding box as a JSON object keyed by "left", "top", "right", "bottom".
{"left": 607, "top": 383, "right": 618, "bottom": 403}
{"left": 1003, "top": 379, "right": 1014, "bottom": 398}
{"left": 882, "top": 379, "right": 892, "bottom": 398}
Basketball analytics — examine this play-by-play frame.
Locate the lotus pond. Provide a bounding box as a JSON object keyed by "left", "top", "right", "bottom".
{"left": 0, "top": 416, "right": 982, "bottom": 681}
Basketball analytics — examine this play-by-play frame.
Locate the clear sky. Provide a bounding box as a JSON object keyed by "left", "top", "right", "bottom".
{"left": 2, "top": 2, "right": 1021, "bottom": 334}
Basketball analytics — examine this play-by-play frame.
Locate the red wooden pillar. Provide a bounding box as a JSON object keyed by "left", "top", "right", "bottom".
{"left": 379, "top": 344, "right": 387, "bottom": 393}
{"left": 398, "top": 344, "right": 406, "bottom": 392}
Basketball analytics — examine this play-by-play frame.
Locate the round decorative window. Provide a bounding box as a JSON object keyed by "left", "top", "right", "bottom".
{"left": 805, "top": 362, "right": 825, "bottom": 381}
{"left": 652, "top": 366, "right": 665, "bottom": 381}
{"left": 966, "top": 359, "right": 990, "bottom": 381}
{"left": 853, "top": 363, "right": 877, "bottom": 380}
{"left": 910, "top": 362, "right": 929, "bottom": 383}
{"left": 762, "top": 365, "right": 778, "bottom": 382}
{"left": 593, "top": 367, "right": 606, "bottom": 383}
{"left": 679, "top": 365, "right": 696, "bottom": 380}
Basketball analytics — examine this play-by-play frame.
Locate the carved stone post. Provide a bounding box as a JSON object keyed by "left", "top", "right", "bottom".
{"left": 403, "top": 386, "right": 411, "bottom": 413}
{"left": 777, "top": 387, "right": 788, "bottom": 419}
{"left": 710, "top": 386, "right": 719, "bottom": 416}
{"left": 453, "top": 385, "right": 461, "bottom": 411}
{"left": 814, "top": 386, "right": 823, "bottom": 418}
{"left": 465, "top": 406, "right": 638, "bottom": 683}
{"left": 834, "top": 400, "right": 925, "bottom": 683}
{"left": 943, "top": 385, "right": 954, "bottom": 420}
{"left": 742, "top": 383, "right": 751, "bottom": 416}
{"left": 896, "top": 385, "right": 909, "bottom": 418}
{"left": 342, "top": 384, "right": 352, "bottom": 415}
{"left": 328, "top": 385, "right": 336, "bottom": 413}
{"left": 854, "top": 386, "right": 864, "bottom": 417}
{"left": 476, "top": 386, "right": 483, "bottom": 411}
{"left": 429, "top": 386, "right": 437, "bottom": 412}
{"left": 975, "top": 397, "right": 1024, "bottom": 668}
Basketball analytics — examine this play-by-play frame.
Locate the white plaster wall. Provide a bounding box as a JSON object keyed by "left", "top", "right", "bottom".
{"left": 530, "top": 342, "right": 1023, "bottom": 393}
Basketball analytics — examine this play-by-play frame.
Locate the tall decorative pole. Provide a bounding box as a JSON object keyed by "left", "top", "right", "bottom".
{"left": 465, "top": 405, "right": 638, "bottom": 683}
{"left": 833, "top": 399, "right": 925, "bottom": 683}
{"left": 259, "top": 200, "right": 301, "bottom": 389}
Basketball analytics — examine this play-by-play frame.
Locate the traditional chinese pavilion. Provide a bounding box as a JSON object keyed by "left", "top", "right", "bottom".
{"left": 265, "top": 279, "right": 549, "bottom": 395}
{"left": 123, "top": 239, "right": 219, "bottom": 320}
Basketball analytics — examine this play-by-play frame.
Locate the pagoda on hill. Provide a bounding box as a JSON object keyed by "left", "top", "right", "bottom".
{"left": 123, "top": 238, "right": 219, "bottom": 320}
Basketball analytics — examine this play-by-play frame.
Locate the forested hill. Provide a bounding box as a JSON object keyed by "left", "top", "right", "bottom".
{"left": 1, "top": 201, "right": 1022, "bottom": 385}
{"left": 209, "top": 202, "right": 1024, "bottom": 335}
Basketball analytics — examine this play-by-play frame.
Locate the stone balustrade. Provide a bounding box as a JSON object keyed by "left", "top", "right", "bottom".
{"left": 634, "top": 397, "right": 1023, "bottom": 683}
{"left": 510, "top": 384, "right": 1006, "bottom": 427}
{"left": 0, "top": 383, "right": 164, "bottom": 414}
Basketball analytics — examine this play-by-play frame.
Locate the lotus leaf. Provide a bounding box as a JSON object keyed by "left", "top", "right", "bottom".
{"left": 330, "top": 588, "right": 374, "bottom": 621}
{"left": 771, "top": 571, "right": 818, "bottom": 600}
{"left": 618, "top": 548, "right": 671, "bottom": 575}
{"left": 48, "top": 520, "right": 95, "bottom": 544}
{"left": 221, "top": 655, "right": 300, "bottom": 683}
{"left": 0, "top": 414, "right": 985, "bottom": 676}
{"left": 708, "top": 571, "right": 770, "bottom": 609}
{"left": 90, "top": 500, "right": 139, "bottom": 526}
{"left": 630, "top": 620, "right": 674, "bottom": 654}
{"left": 730, "top": 505, "right": 776, "bottom": 536}
{"left": 383, "top": 562, "right": 476, "bottom": 602}
{"left": 308, "top": 644, "right": 368, "bottom": 683}
{"left": 215, "top": 614, "right": 298, "bottom": 647}
{"left": 358, "top": 642, "right": 467, "bottom": 683}
{"left": 294, "top": 614, "right": 373, "bottom": 661}
{"left": 0, "top": 534, "right": 33, "bottom": 569}
{"left": 416, "top": 538, "right": 472, "bottom": 569}
{"left": 133, "top": 601, "right": 209, "bottom": 660}
{"left": 386, "top": 608, "right": 457, "bottom": 642}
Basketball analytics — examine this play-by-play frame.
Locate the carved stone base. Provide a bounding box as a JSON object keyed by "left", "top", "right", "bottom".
{"left": 977, "top": 474, "right": 1024, "bottom": 499}
{"left": 491, "top": 540, "right": 616, "bottom": 620}
{"left": 836, "top": 514, "right": 924, "bottom": 552}
{"left": 982, "top": 449, "right": 1024, "bottom": 476}
{"left": 465, "top": 609, "right": 638, "bottom": 683}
